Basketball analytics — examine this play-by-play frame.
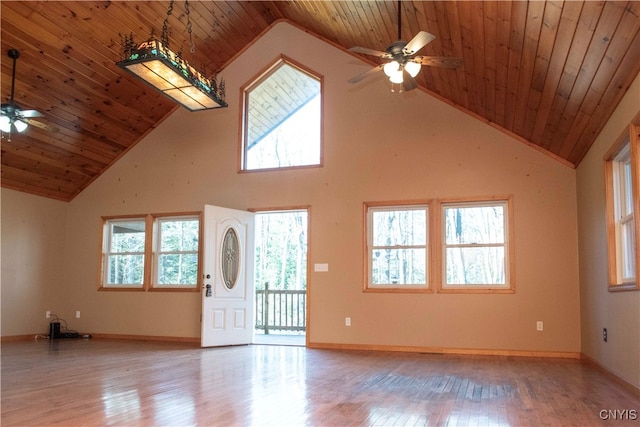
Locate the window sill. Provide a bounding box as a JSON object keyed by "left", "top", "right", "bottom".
{"left": 239, "top": 163, "right": 323, "bottom": 174}
{"left": 608, "top": 283, "right": 639, "bottom": 292}
{"left": 149, "top": 287, "right": 199, "bottom": 292}
{"left": 364, "top": 287, "right": 432, "bottom": 294}
{"left": 98, "top": 286, "right": 145, "bottom": 292}
{"left": 438, "top": 287, "right": 515, "bottom": 294}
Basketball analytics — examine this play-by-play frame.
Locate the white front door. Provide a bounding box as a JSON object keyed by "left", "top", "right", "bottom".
{"left": 201, "top": 205, "right": 255, "bottom": 347}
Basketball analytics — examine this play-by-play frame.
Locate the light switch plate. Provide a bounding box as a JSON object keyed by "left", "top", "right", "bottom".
{"left": 314, "top": 263, "right": 329, "bottom": 272}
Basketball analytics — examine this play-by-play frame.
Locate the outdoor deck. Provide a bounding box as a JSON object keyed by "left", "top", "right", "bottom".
{"left": 253, "top": 333, "right": 305, "bottom": 346}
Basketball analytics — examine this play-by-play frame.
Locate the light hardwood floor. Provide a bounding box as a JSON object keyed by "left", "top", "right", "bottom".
{"left": 1, "top": 339, "right": 638, "bottom": 426}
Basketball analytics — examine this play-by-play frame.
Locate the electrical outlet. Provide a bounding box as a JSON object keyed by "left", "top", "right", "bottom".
{"left": 345, "top": 317, "right": 351, "bottom": 326}
{"left": 603, "top": 328, "right": 608, "bottom": 342}
{"left": 536, "top": 321, "right": 543, "bottom": 331}
{"left": 76, "top": 311, "right": 81, "bottom": 319}
{"left": 46, "top": 311, "right": 51, "bottom": 319}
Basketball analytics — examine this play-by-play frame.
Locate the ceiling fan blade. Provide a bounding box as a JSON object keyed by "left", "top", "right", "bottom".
{"left": 348, "top": 64, "right": 384, "bottom": 84}
{"left": 24, "top": 118, "right": 58, "bottom": 133}
{"left": 21, "top": 109, "right": 43, "bottom": 118}
{"left": 402, "top": 69, "right": 418, "bottom": 92}
{"left": 412, "top": 56, "right": 462, "bottom": 68}
{"left": 403, "top": 31, "right": 436, "bottom": 56}
{"left": 349, "top": 46, "right": 391, "bottom": 58}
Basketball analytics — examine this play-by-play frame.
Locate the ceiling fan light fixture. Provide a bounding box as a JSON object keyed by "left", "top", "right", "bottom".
{"left": 347, "top": 0, "right": 460, "bottom": 91}
{"left": 389, "top": 70, "right": 404, "bottom": 84}
{"left": 383, "top": 60, "right": 401, "bottom": 77}
{"left": 14, "top": 119, "right": 28, "bottom": 133}
{"left": 405, "top": 61, "right": 421, "bottom": 78}
{"left": 0, "top": 116, "right": 11, "bottom": 133}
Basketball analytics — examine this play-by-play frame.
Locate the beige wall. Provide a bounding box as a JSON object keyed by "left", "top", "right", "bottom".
{"left": 576, "top": 74, "right": 640, "bottom": 388}
{"left": 1, "top": 189, "right": 68, "bottom": 336}
{"left": 2, "top": 22, "right": 582, "bottom": 354}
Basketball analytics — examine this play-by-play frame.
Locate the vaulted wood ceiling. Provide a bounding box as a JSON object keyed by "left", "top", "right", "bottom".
{"left": 2, "top": 1, "right": 639, "bottom": 201}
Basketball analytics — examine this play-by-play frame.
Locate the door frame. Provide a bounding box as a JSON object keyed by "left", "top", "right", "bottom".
{"left": 251, "top": 206, "right": 311, "bottom": 346}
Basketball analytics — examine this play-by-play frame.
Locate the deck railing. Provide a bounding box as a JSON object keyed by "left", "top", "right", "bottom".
{"left": 255, "top": 283, "right": 306, "bottom": 334}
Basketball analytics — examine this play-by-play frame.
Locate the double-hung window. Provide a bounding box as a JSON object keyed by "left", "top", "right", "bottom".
{"left": 364, "top": 199, "right": 515, "bottom": 293}
{"left": 154, "top": 216, "right": 200, "bottom": 288}
{"left": 613, "top": 144, "right": 634, "bottom": 282}
{"left": 605, "top": 124, "right": 640, "bottom": 291}
{"left": 102, "top": 217, "right": 147, "bottom": 288}
{"left": 365, "top": 203, "right": 429, "bottom": 291}
{"left": 440, "top": 198, "right": 514, "bottom": 292}
{"left": 100, "top": 213, "right": 200, "bottom": 291}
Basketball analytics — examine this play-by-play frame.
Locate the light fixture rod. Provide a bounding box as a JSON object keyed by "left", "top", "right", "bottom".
{"left": 397, "top": 0, "right": 402, "bottom": 41}
{"left": 8, "top": 49, "right": 19, "bottom": 103}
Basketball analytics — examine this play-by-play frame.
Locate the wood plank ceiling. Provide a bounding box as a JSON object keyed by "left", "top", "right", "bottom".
{"left": 1, "top": 1, "right": 639, "bottom": 201}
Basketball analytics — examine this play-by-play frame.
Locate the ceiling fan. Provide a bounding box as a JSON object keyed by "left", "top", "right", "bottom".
{"left": 1, "top": 48, "right": 51, "bottom": 137}
{"left": 348, "top": 0, "right": 461, "bottom": 92}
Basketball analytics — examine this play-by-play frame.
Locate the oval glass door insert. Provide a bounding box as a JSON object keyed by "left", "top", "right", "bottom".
{"left": 221, "top": 227, "right": 240, "bottom": 289}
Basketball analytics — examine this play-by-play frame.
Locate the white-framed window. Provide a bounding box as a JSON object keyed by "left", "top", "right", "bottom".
{"left": 365, "top": 203, "right": 429, "bottom": 291}
{"left": 605, "top": 124, "right": 640, "bottom": 291}
{"left": 102, "top": 217, "right": 147, "bottom": 289}
{"left": 241, "top": 55, "right": 322, "bottom": 171}
{"left": 100, "top": 213, "right": 201, "bottom": 291}
{"left": 441, "top": 198, "right": 514, "bottom": 292}
{"left": 153, "top": 216, "right": 200, "bottom": 288}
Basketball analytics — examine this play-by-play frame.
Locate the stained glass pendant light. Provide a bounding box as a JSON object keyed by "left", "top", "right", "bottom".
{"left": 116, "top": 0, "right": 227, "bottom": 111}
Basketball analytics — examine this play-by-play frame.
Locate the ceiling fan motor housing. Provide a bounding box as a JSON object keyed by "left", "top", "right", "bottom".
{"left": 1, "top": 103, "right": 19, "bottom": 117}
{"left": 386, "top": 41, "right": 408, "bottom": 61}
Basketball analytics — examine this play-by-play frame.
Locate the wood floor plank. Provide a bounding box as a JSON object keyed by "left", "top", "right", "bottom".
{"left": 1, "top": 339, "right": 639, "bottom": 426}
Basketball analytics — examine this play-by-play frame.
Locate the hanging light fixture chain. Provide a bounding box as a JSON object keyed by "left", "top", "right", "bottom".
{"left": 161, "top": 0, "right": 175, "bottom": 47}
{"left": 185, "top": 0, "right": 195, "bottom": 54}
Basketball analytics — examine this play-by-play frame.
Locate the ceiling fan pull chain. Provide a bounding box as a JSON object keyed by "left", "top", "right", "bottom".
{"left": 185, "top": 0, "right": 195, "bottom": 54}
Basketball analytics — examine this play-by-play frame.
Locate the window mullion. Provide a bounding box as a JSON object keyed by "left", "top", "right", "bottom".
{"left": 445, "top": 243, "right": 505, "bottom": 249}
{"left": 158, "top": 250, "right": 199, "bottom": 255}
{"left": 372, "top": 244, "right": 426, "bottom": 250}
